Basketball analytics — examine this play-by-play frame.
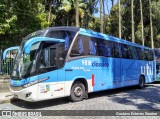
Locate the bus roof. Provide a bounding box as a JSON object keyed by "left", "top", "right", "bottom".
{"left": 22, "top": 26, "right": 80, "bottom": 42}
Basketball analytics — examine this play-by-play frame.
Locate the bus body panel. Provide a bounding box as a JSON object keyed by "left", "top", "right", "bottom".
{"left": 113, "top": 58, "right": 122, "bottom": 88}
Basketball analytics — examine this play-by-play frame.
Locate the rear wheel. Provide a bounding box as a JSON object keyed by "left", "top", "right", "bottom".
{"left": 138, "top": 76, "right": 145, "bottom": 89}
{"left": 69, "top": 81, "right": 85, "bottom": 102}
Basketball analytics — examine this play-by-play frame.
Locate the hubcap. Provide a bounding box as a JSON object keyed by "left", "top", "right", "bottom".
{"left": 74, "top": 86, "right": 82, "bottom": 97}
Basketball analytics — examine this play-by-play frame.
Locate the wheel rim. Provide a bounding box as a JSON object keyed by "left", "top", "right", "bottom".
{"left": 74, "top": 86, "right": 83, "bottom": 97}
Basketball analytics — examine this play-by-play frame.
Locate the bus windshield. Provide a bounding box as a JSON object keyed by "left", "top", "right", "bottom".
{"left": 11, "top": 42, "right": 41, "bottom": 79}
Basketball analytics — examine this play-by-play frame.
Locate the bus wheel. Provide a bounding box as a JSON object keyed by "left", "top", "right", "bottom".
{"left": 69, "top": 81, "right": 85, "bottom": 102}
{"left": 139, "top": 76, "right": 145, "bottom": 89}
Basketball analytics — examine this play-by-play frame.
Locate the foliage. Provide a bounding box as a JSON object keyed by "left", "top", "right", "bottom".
{"left": 1, "top": 0, "right": 160, "bottom": 48}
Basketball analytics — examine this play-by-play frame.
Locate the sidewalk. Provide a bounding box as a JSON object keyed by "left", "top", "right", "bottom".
{"left": 0, "top": 76, "right": 14, "bottom": 104}
{"left": 0, "top": 92, "right": 13, "bottom": 104}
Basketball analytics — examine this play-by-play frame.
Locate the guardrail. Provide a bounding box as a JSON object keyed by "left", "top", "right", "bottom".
{"left": 0, "top": 50, "right": 14, "bottom": 76}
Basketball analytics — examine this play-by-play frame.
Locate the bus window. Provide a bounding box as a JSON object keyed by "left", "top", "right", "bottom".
{"left": 50, "top": 48, "right": 57, "bottom": 67}
{"left": 136, "top": 48, "right": 143, "bottom": 60}
{"left": 143, "top": 49, "right": 149, "bottom": 60}
{"left": 97, "top": 40, "right": 105, "bottom": 56}
{"left": 39, "top": 42, "right": 58, "bottom": 70}
{"left": 148, "top": 50, "right": 154, "bottom": 61}
{"left": 71, "top": 37, "right": 84, "bottom": 57}
{"left": 46, "top": 31, "right": 65, "bottom": 39}
{"left": 70, "top": 35, "right": 98, "bottom": 57}
{"left": 40, "top": 48, "right": 50, "bottom": 68}
{"left": 128, "top": 46, "right": 139, "bottom": 60}
{"left": 121, "top": 44, "right": 132, "bottom": 59}
{"left": 89, "top": 39, "right": 97, "bottom": 55}
{"left": 97, "top": 40, "right": 114, "bottom": 57}
{"left": 113, "top": 42, "right": 122, "bottom": 58}
{"left": 104, "top": 41, "right": 114, "bottom": 57}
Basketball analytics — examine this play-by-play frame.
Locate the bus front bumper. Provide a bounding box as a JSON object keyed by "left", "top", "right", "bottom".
{"left": 10, "top": 84, "right": 38, "bottom": 102}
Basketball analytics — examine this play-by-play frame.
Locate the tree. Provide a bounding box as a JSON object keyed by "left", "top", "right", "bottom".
{"left": 56, "top": 0, "right": 87, "bottom": 27}
{"left": 118, "top": 0, "right": 121, "bottom": 38}
{"left": 131, "top": 0, "right": 135, "bottom": 43}
{"left": 140, "top": 0, "right": 144, "bottom": 46}
{"left": 149, "top": 0, "right": 154, "bottom": 48}
{"left": 111, "top": 0, "right": 114, "bottom": 7}
{"left": 75, "top": 0, "right": 79, "bottom": 27}
{"left": 100, "top": 0, "right": 104, "bottom": 33}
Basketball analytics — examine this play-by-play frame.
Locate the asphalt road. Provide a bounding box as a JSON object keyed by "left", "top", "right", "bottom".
{"left": 0, "top": 82, "right": 160, "bottom": 119}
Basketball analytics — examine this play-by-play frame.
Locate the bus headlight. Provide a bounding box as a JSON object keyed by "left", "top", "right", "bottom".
{"left": 22, "top": 77, "right": 49, "bottom": 88}
{"left": 22, "top": 80, "right": 39, "bottom": 88}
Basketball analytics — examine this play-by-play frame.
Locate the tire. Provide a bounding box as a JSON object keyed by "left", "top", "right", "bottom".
{"left": 69, "top": 81, "right": 85, "bottom": 102}
{"left": 138, "top": 76, "right": 145, "bottom": 89}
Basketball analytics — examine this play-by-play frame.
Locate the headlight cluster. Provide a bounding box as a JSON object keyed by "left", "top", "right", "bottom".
{"left": 22, "top": 77, "right": 49, "bottom": 88}
{"left": 22, "top": 80, "right": 39, "bottom": 88}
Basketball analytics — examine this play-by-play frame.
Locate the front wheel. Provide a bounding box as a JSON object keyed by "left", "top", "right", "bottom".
{"left": 138, "top": 76, "right": 145, "bottom": 89}
{"left": 69, "top": 81, "right": 85, "bottom": 102}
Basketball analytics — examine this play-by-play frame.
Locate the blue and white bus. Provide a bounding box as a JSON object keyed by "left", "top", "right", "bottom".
{"left": 10, "top": 27, "right": 155, "bottom": 102}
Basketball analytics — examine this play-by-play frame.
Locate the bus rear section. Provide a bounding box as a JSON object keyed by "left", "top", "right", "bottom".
{"left": 154, "top": 48, "right": 160, "bottom": 81}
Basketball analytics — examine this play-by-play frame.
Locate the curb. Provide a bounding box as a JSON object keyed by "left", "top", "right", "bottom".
{"left": 0, "top": 95, "right": 22, "bottom": 104}
{"left": 0, "top": 95, "right": 13, "bottom": 104}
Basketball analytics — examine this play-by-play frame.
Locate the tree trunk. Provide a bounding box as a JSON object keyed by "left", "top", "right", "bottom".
{"left": 140, "top": 0, "right": 144, "bottom": 46}
{"left": 75, "top": 0, "right": 79, "bottom": 27}
{"left": 100, "top": 0, "right": 104, "bottom": 33}
{"left": 131, "top": 0, "right": 135, "bottom": 43}
{"left": 119, "top": 0, "right": 121, "bottom": 39}
{"left": 103, "top": 0, "right": 105, "bottom": 33}
{"left": 111, "top": 0, "right": 114, "bottom": 7}
{"left": 48, "top": 0, "right": 52, "bottom": 26}
{"left": 149, "top": 0, "right": 154, "bottom": 48}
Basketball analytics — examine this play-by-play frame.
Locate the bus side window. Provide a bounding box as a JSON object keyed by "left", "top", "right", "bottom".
{"left": 113, "top": 42, "right": 121, "bottom": 58}
{"left": 128, "top": 46, "right": 139, "bottom": 60}
{"left": 148, "top": 50, "right": 154, "bottom": 61}
{"left": 40, "top": 48, "right": 49, "bottom": 68}
{"left": 104, "top": 41, "right": 114, "bottom": 57}
{"left": 64, "top": 31, "right": 74, "bottom": 51}
{"left": 50, "top": 48, "right": 57, "bottom": 67}
{"left": 143, "top": 49, "right": 149, "bottom": 60}
{"left": 121, "top": 44, "right": 131, "bottom": 59}
{"left": 136, "top": 48, "right": 142, "bottom": 60}
{"left": 70, "top": 37, "right": 84, "bottom": 57}
{"left": 89, "top": 40, "right": 97, "bottom": 55}
{"left": 46, "top": 31, "right": 66, "bottom": 39}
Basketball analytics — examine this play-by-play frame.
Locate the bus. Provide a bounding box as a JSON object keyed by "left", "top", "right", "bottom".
{"left": 154, "top": 48, "right": 160, "bottom": 81}
{"left": 0, "top": 46, "right": 19, "bottom": 75}
{"left": 3, "top": 46, "right": 19, "bottom": 60}
{"left": 10, "top": 26, "right": 155, "bottom": 102}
